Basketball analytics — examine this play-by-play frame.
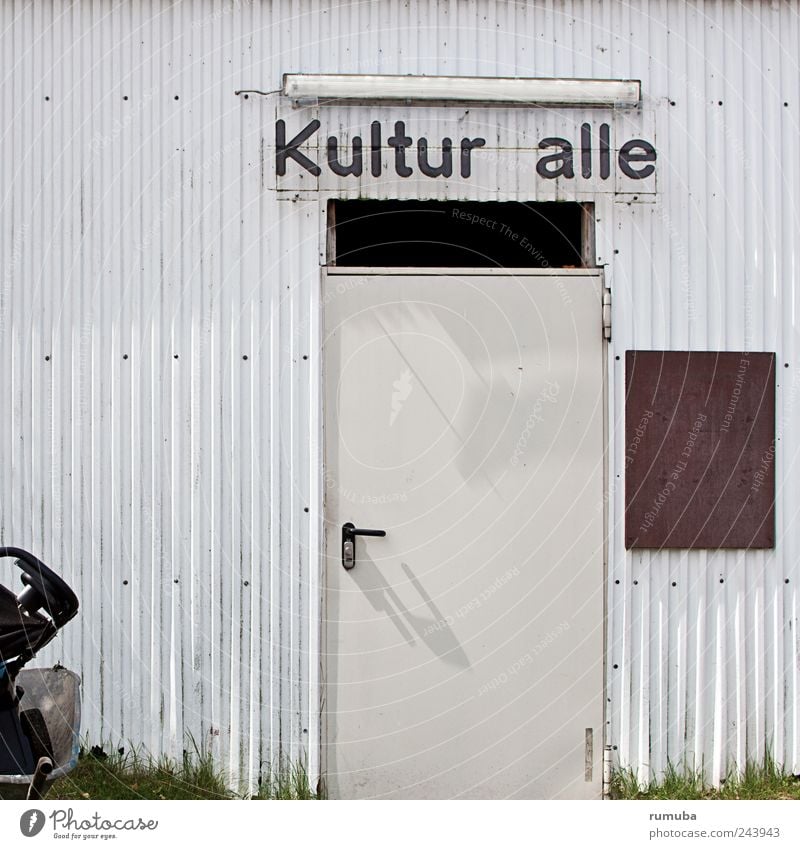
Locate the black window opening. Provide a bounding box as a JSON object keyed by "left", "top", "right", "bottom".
{"left": 329, "top": 200, "right": 593, "bottom": 268}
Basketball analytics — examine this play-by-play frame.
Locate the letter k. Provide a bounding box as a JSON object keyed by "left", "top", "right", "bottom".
{"left": 276, "top": 119, "right": 321, "bottom": 175}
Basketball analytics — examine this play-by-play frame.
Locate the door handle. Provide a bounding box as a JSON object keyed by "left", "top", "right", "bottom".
{"left": 342, "top": 522, "right": 386, "bottom": 570}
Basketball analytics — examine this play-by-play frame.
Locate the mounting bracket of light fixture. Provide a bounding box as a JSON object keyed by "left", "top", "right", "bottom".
{"left": 282, "top": 73, "right": 641, "bottom": 108}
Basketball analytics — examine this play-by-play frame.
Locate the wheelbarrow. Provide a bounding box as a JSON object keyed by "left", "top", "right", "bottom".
{"left": 0, "top": 548, "right": 80, "bottom": 800}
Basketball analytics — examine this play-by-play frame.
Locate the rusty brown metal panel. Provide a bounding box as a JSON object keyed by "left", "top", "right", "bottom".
{"left": 625, "top": 352, "right": 776, "bottom": 549}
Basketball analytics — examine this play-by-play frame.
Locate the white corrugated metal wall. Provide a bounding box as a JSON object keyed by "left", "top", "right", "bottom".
{"left": 1, "top": 0, "right": 798, "bottom": 790}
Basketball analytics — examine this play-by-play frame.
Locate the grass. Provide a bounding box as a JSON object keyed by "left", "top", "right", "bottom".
{"left": 47, "top": 743, "right": 320, "bottom": 800}
{"left": 258, "top": 759, "right": 318, "bottom": 800}
{"left": 611, "top": 753, "right": 800, "bottom": 800}
{"left": 50, "top": 745, "right": 798, "bottom": 800}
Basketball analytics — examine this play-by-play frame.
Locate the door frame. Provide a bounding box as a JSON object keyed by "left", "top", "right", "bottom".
{"left": 317, "top": 266, "right": 609, "bottom": 798}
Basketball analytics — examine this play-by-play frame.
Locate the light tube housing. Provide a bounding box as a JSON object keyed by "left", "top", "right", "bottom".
{"left": 282, "top": 74, "right": 641, "bottom": 107}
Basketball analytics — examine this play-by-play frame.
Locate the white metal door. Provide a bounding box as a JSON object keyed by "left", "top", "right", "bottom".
{"left": 322, "top": 269, "right": 605, "bottom": 799}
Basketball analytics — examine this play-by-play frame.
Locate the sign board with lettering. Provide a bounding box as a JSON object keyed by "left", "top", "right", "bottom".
{"left": 263, "top": 100, "right": 657, "bottom": 200}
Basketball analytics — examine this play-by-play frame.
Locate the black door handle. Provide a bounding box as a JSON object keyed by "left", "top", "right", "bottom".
{"left": 342, "top": 522, "right": 386, "bottom": 570}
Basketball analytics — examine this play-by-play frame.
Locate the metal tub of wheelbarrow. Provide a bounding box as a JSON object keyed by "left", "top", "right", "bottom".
{"left": 0, "top": 667, "right": 81, "bottom": 800}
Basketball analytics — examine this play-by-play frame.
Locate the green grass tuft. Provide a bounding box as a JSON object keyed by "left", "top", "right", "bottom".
{"left": 48, "top": 740, "right": 320, "bottom": 801}
{"left": 253, "top": 758, "right": 320, "bottom": 800}
{"left": 611, "top": 752, "right": 800, "bottom": 800}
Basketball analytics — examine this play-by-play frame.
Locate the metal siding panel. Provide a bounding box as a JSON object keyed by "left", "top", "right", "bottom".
{"left": 0, "top": 0, "right": 798, "bottom": 791}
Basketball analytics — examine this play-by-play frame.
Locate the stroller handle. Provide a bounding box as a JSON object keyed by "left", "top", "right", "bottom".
{"left": 0, "top": 548, "right": 79, "bottom": 628}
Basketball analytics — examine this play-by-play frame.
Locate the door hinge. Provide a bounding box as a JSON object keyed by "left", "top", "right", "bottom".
{"left": 602, "top": 288, "right": 612, "bottom": 341}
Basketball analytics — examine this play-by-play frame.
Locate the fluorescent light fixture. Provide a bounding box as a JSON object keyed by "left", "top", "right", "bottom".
{"left": 282, "top": 74, "right": 641, "bottom": 107}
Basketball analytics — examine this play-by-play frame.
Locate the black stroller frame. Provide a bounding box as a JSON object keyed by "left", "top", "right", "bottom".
{"left": 0, "top": 548, "right": 80, "bottom": 799}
